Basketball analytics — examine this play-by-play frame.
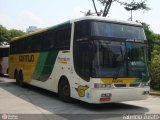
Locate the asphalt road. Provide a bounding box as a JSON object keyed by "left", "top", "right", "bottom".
{"left": 0, "top": 77, "right": 160, "bottom": 120}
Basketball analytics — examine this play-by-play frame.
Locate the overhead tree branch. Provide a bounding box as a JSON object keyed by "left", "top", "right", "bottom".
{"left": 102, "top": 1, "right": 109, "bottom": 16}
{"left": 104, "top": 0, "right": 112, "bottom": 16}
{"left": 90, "top": 0, "right": 150, "bottom": 18}
{"left": 92, "top": 0, "right": 100, "bottom": 16}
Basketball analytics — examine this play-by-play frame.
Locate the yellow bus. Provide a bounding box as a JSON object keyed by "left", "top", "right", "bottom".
{"left": 0, "top": 43, "right": 9, "bottom": 76}
{"left": 9, "top": 16, "right": 150, "bottom": 103}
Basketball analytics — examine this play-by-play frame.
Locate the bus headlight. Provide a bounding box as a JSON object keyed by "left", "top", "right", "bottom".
{"left": 141, "top": 82, "right": 150, "bottom": 87}
{"left": 94, "top": 83, "right": 112, "bottom": 89}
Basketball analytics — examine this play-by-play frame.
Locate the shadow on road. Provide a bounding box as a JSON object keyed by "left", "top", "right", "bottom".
{"left": 0, "top": 81, "right": 149, "bottom": 120}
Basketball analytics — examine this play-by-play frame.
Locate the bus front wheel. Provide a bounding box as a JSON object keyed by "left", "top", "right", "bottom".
{"left": 58, "top": 79, "right": 72, "bottom": 102}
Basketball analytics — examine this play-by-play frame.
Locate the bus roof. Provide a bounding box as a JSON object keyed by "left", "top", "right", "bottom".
{"left": 11, "top": 21, "right": 70, "bottom": 42}
{"left": 11, "top": 16, "right": 142, "bottom": 42}
{"left": 71, "top": 16, "right": 142, "bottom": 26}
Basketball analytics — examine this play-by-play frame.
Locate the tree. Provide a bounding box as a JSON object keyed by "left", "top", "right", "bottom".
{"left": 142, "top": 23, "right": 160, "bottom": 52}
{"left": 142, "top": 22, "right": 155, "bottom": 51}
{"left": 9, "top": 29, "right": 25, "bottom": 39}
{"left": 141, "top": 23, "right": 160, "bottom": 88}
{"left": 0, "top": 25, "right": 25, "bottom": 42}
{"left": 123, "top": 0, "right": 150, "bottom": 21}
{"left": 91, "top": 0, "right": 150, "bottom": 18}
{"left": 0, "top": 25, "right": 10, "bottom": 42}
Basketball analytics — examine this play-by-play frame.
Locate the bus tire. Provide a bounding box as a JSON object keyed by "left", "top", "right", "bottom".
{"left": 6, "top": 68, "right": 9, "bottom": 74}
{"left": 0, "top": 64, "right": 2, "bottom": 74}
{"left": 18, "top": 71, "right": 24, "bottom": 87}
{"left": 14, "top": 70, "right": 19, "bottom": 85}
{"left": 58, "top": 79, "right": 72, "bottom": 102}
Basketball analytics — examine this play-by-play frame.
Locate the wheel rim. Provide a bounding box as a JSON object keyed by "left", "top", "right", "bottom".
{"left": 62, "top": 84, "right": 70, "bottom": 96}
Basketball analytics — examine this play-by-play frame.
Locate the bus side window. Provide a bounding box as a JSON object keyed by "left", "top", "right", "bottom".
{"left": 10, "top": 42, "right": 13, "bottom": 54}
{"left": 74, "top": 21, "right": 90, "bottom": 40}
{"left": 49, "top": 31, "right": 55, "bottom": 49}
{"left": 15, "top": 42, "right": 19, "bottom": 53}
{"left": 0, "top": 48, "right": 9, "bottom": 57}
{"left": 37, "top": 35, "right": 42, "bottom": 51}
{"left": 43, "top": 31, "right": 55, "bottom": 50}
{"left": 23, "top": 38, "right": 29, "bottom": 53}
{"left": 30, "top": 35, "right": 42, "bottom": 52}
{"left": 27, "top": 37, "right": 32, "bottom": 52}
{"left": 17, "top": 40, "right": 24, "bottom": 53}
{"left": 55, "top": 24, "right": 71, "bottom": 50}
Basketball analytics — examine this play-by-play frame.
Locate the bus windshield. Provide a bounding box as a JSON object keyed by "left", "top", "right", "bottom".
{"left": 74, "top": 20, "right": 149, "bottom": 80}
{"left": 92, "top": 40, "right": 149, "bottom": 79}
{"left": 91, "top": 21, "right": 146, "bottom": 40}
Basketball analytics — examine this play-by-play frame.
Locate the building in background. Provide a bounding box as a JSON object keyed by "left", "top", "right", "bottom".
{"left": 26, "top": 26, "right": 41, "bottom": 33}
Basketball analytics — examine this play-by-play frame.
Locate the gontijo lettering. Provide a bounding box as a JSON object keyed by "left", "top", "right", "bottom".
{"left": 19, "top": 55, "right": 34, "bottom": 62}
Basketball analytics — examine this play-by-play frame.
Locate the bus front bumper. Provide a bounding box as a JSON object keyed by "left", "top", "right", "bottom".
{"left": 90, "top": 87, "right": 150, "bottom": 104}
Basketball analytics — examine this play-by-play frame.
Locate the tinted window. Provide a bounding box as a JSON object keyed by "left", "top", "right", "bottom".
{"left": 32, "top": 35, "right": 42, "bottom": 51}
{"left": 55, "top": 24, "right": 71, "bottom": 49}
{"left": 74, "top": 21, "right": 91, "bottom": 40}
{"left": 10, "top": 23, "right": 71, "bottom": 54}
{"left": 92, "top": 22, "right": 146, "bottom": 40}
{"left": 0, "top": 48, "right": 9, "bottom": 57}
{"left": 73, "top": 42, "right": 91, "bottom": 81}
{"left": 42, "top": 31, "right": 55, "bottom": 50}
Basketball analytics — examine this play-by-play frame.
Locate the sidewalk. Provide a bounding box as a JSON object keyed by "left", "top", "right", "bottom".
{"left": 0, "top": 77, "right": 15, "bottom": 83}
{"left": 150, "top": 92, "right": 160, "bottom": 96}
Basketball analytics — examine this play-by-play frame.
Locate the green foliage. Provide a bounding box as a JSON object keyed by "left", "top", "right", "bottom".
{"left": 142, "top": 23, "right": 160, "bottom": 87}
{"left": 0, "top": 25, "right": 10, "bottom": 42}
{"left": 151, "top": 44, "right": 160, "bottom": 86}
{"left": 0, "top": 25, "right": 25, "bottom": 42}
{"left": 9, "top": 29, "right": 25, "bottom": 39}
{"left": 151, "top": 51, "right": 160, "bottom": 87}
{"left": 142, "top": 22, "right": 155, "bottom": 50}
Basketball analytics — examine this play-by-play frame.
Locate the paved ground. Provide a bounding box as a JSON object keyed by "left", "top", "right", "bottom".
{"left": 0, "top": 77, "right": 160, "bottom": 120}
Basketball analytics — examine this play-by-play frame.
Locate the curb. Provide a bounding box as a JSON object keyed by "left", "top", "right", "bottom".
{"left": 150, "top": 92, "right": 160, "bottom": 96}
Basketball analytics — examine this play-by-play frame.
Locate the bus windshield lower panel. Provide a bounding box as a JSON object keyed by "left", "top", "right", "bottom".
{"left": 92, "top": 40, "right": 149, "bottom": 80}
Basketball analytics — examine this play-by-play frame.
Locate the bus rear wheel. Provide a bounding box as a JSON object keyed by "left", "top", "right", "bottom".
{"left": 58, "top": 79, "right": 72, "bottom": 102}
{"left": 18, "top": 71, "right": 24, "bottom": 87}
{"left": 14, "top": 70, "right": 19, "bottom": 85}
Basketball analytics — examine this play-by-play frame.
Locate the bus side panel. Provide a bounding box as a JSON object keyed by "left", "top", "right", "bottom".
{"left": 9, "top": 53, "right": 39, "bottom": 83}
{"left": 32, "top": 51, "right": 59, "bottom": 82}
{"left": 30, "top": 51, "right": 60, "bottom": 91}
